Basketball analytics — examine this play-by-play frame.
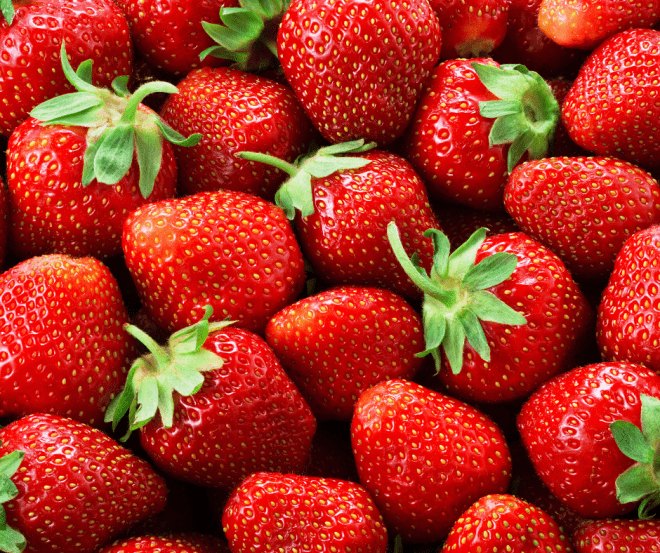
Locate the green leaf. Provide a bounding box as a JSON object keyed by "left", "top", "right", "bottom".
{"left": 59, "top": 44, "right": 97, "bottom": 94}
{"left": 472, "top": 62, "right": 533, "bottom": 101}
{"left": 0, "top": 475, "right": 18, "bottom": 504}
{"left": 0, "top": 0, "right": 15, "bottom": 25}
{"left": 459, "top": 309, "right": 490, "bottom": 362}
{"left": 204, "top": 8, "right": 265, "bottom": 52}
{"left": 132, "top": 377, "right": 159, "bottom": 428}
{"left": 135, "top": 126, "right": 163, "bottom": 199}
{"left": 424, "top": 228, "right": 451, "bottom": 278}
{"left": 0, "top": 451, "right": 23, "bottom": 479}
{"left": 616, "top": 463, "right": 658, "bottom": 504}
{"left": 507, "top": 131, "right": 534, "bottom": 173}
{"left": 82, "top": 133, "right": 107, "bottom": 186}
{"left": 642, "top": 394, "right": 660, "bottom": 449}
{"left": 447, "top": 228, "right": 487, "bottom": 280}
{"left": 30, "top": 92, "right": 103, "bottom": 122}
{"left": 156, "top": 377, "right": 175, "bottom": 429}
{"left": 93, "top": 124, "right": 135, "bottom": 185}
{"left": 488, "top": 113, "right": 526, "bottom": 146}
{"left": 112, "top": 75, "right": 131, "bottom": 97}
{"left": 611, "top": 420, "right": 655, "bottom": 464}
{"left": 75, "top": 59, "right": 94, "bottom": 85}
{"left": 0, "top": 520, "right": 26, "bottom": 553}
{"left": 37, "top": 105, "right": 105, "bottom": 128}
{"left": 420, "top": 309, "right": 447, "bottom": 354}
{"left": 104, "top": 363, "right": 139, "bottom": 429}
{"left": 155, "top": 119, "right": 202, "bottom": 147}
{"left": 463, "top": 252, "right": 518, "bottom": 291}
{"left": 443, "top": 316, "right": 466, "bottom": 374}
{"left": 470, "top": 290, "right": 527, "bottom": 325}
{"left": 479, "top": 100, "right": 522, "bottom": 118}
{"left": 275, "top": 171, "right": 314, "bottom": 219}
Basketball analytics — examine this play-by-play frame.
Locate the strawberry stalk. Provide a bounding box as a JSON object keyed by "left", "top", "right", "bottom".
{"left": 0, "top": 446, "right": 25, "bottom": 553}
{"left": 611, "top": 394, "right": 660, "bottom": 518}
{"left": 387, "top": 222, "right": 527, "bottom": 374}
{"left": 105, "top": 306, "right": 231, "bottom": 440}
{"left": 472, "top": 62, "right": 560, "bottom": 172}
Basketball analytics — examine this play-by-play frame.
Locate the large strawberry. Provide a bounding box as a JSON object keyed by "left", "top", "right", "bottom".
{"left": 0, "top": 254, "right": 135, "bottom": 427}
{"left": 0, "top": 413, "right": 167, "bottom": 553}
{"left": 0, "top": 0, "right": 133, "bottom": 136}
{"left": 573, "top": 519, "right": 660, "bottom": 552}
{"left": 351, "top": 379, "right": 512, "bottom": 544}
{"left": 277, "top": 0, "right": 442, "bottom": 147}
{"left": 122, "top": 189, "right": 306, "bottom": 335}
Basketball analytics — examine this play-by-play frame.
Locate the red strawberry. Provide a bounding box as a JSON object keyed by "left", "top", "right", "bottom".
{"left": 573, "top": 519, "right": 660, "bottom": 552}
{"left": 562, "top": 29, "right": 660, "bottom": 171}
{"left": 277, "top": 0, "right": 442, "bottom": 147}
{"left": 122, "top": 189, "right": 306, "bottom": 335}
{"left": 0, "top": 0, "right": 133, "bottom": 136}
{"left": 222, "top": 472, "right": 388, "bottom": 552}
{"left": 351, "top": 379, "right": 512, "bottom": 544}
{"left": 0, "top": 254, "right": 135, "bottom": 427}
{"left": 0, "top": 176, "right": 8, "bottom": 269}
{"left": 504, "top": 157, "right": 660, "bottom": 282}
{"left": 538, "top": 0, "right": 660, "bottom": 50}
{"left": 441, "top": 494, "right": 575, "bottom": 552}
{"left": 107, "top": 307, "right": 316, "bottom": 490}
{"left": 265, "top": 285, "right": 426, "bottom": 420}
{"left": 98, "top": 534, "right": 230, "bottom": 553}
{"left": 517, "top": 361, "right": 660, "bottom": 519}
{"left": 158, "top": 66, "right": 316, "bottom": 200}
{"left": 0, "top": 413, "right": 167, "bottom": 553}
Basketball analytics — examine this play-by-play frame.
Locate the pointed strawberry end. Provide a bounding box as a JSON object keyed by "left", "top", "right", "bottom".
{"left": 0, "top": 446, "right": 26, "bottom": 553}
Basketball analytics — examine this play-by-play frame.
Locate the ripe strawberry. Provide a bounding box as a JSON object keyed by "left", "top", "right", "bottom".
{"left": 277, "top": 0, "right": 442, "bottom": 147}
{"left": 351, "top": 379, "right": 512, "bottom": 544}
{"left": 107, "top": 307, "right": 316, "bottom": 490}
{"left": 122, "top": 189, "right": 306, "bottom": 335}
{"left": 0, "top": 413, "right": 167, "bottom": 553}
{"left": 0, "top": 176, "right": 8, "bottom": 269}
{"left": 0, "top": 0, "right": 133, "bottom": 136}
{"left": 538, "top": 0, "right": 660, "bottom": 50}
{"left": 517, "top": 361, "right": 660, "bottom": 519}
{"left": 98, "top": 534, "right": 230, "bottom": 553}
{"left": 265, "top": 285, "right": 426, "bottom": 421}
{"left": 504, "top": 157, "right": 660, "bottom": 282}
{"left": 0, "top": 254, "right": 135, "bottom": 427}
{"left": 402, "top": 59, "right": 560, "bottom": 211}
{"left": 562, "top": 29, "right": 660, "bottom": 171}
{"left": 222, "top": 472, "right": 388, "bottom": 552}
{"left": 158, "top": 66, "right": 316, "bottom": 199}
{"left": 441, "top": 494, "right": 575, "bottom": 553}
{"left": 573, "top": 519, "right": 660, "bottom": 552}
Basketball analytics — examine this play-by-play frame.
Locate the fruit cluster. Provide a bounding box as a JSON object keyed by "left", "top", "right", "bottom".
{"left": 1, "top": 0, "right": 660, "bottom": 552}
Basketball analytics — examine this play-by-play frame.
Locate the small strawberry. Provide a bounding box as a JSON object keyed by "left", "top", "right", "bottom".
{"left": 351, "top": 379, "right": 512, "bottom": 544}
{"left": 441, "top": 494, "right": 575, "bottom": 553}
{"left": 573, "top": 519, "right": 660, "bottom": 553}
{"left": 265, "top": 285, "right": 426, "bottom": 421}
{"left": 98, "top": 534, "right": 230, "bottom": 553}
{"left": 222, "top": 472, "right": 388, "bottom": 552}
{"left": 0, "top": 413, "right": 167, "bottom": 553}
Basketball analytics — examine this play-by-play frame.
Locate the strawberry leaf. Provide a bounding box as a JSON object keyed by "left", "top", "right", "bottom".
{"left": 615, "top": 463, "right": 658, "bottom": 505}
{"left": 447, "top": 228, "right": 486, "bottom": 280}
{"left": 0, "top": 449, "right": 25, "bottom": 553}
{"left": 112, "top": 75, "right": 131, "bottom": 98}
{"left": 425, "top": 229, "right": 451, "bottom": 277}
{"left": 641, "top": 394, "right": 660, "bottom": 448}
{"left": 30, "top": 92, "right": 103, "bottom": 122}
{"left": 459, "top": 310, "right": 490, "bottom": 362}
{"left": 463, "top": 252, "right": 518, "bottom": 290}
{"left": 94, "top": 124, "right": 135, "bottom": 185}
{"left": 444, "top": 316, "right": 466, "bottom": 374}
{"left": 470, "top": 291, "right": 527, "bottom": 325}
{"left": 611, "top": 420, "right": 655, "bottom": 464}
{"left": 135, "top": 126, "right": 163, "bottom": 198}
{"left": 0, "top": 0, "right": 14, "bottom": 25}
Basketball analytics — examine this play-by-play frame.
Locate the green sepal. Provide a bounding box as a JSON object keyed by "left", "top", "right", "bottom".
{"left": 0, "top": 447, "right": 25, "bottom": 553}
{"left": 94, "top": 124, "right": 135, "bottom": 185}
{"left": 611, "top": 420, "right": 654, "bottom": 465}
{"left": 155, "top": 119, "right": 202, "bottom": 147}
{"left": 464, "top": 252, "right": 518, "bottom": 291}
{"left": 443, "top": 315, "right": 466, "bottom": 374}
{"left": 112, "top": 75, "right": 131, "bottom": 98}
{"left": 0, "top": 0, "right": 14, "bottom": 26}
{"left": 135, "top": 126, "right": 163, "bottom": 198}
{"left": 29, "top": 92, "right": 103, "bottom": 124}
{"left": 75, "top": 59, "right": 94, "bottom": 86}
{"left": 615, "top": 464, "right": 657, "bottom": 505}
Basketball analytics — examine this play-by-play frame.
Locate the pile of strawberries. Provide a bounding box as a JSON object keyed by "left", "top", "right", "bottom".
{"left": 2, "top": 0, "right": 660, "bottom": 551}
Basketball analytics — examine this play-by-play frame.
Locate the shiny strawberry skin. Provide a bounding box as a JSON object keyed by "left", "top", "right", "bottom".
{"left": 99, "top": 533, "right": 231, "bottom": 553}
{"left": 159, "top": 67, "right": 316, "bottom": 200}
{"left": 351, "top": 379, "right": 512, "bottom": 544}
{"left": 0, "top": 254, "right": 136, "bottom": 427}
{"left": 441, "top": 494, "right": 574, "bottom": 553}
{"left": 222, "top": 472, "right": 388, "bottom": 552}
{"left": 122, "top": 190, "right": 306, "bottom": 335}
{"left": 0, "top": 413, "right": 168, "bottom": 553}
{"left": 517, "top": 362, "right": 660, "bottom": 518}
{"left": 265, "top": 285, "right": 426, "bottom": 421}
{"left": 277, "top": 0, "right": 442, "bottom": 147}
{"left": 295, "top": 150, "right": 440, "bottom": 301}
{"left": 504, "top": 157, "right": 660, "bottom": 282}
{"left": 562, "top": 29, "right": 660, "bottom": 171}
{"left": 139, "top": 326, "right": 316, "bottom": 490}
{"left": 573, "top": 519, "right": 660, "bottom": 552}
{"left": 7, "top": 116, "right": 178, "bottom": 259}
{"left": 0, "top": 0, "right": 133, "bottom": 136}
{"left": 0, "top": 175, "right": 8, "bottom": 269}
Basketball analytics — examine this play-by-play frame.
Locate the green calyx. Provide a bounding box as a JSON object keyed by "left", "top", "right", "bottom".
{"left": 472, "top": 62, "right": 560, "bottom": 173}
{"left": 200, "top": 0, "right": 291, "bottom": 72}
{"left": 29, "top": 45, "right": 202, "bottom": 199}
{"left": 387, "top": 222, "right": 527, "bottom": 375}
{"left": 104, "top": 306, "right": 231, "bottom": 440}
{"left": 0, "top": 445, "right": 26, "bottom": 553}
{"left": 238, "top": 139, "right": 376, "bottom": 220}
{"left": 0, "top": 0, "right": 14, "bottom": 26}
{"left": 611, "top": 394, "right": 660, "bottom": 518}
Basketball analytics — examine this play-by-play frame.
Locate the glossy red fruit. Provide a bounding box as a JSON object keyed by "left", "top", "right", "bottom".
{"left": 351, "top": 379, "right": 512, "bottom": 544}
{"left": 573, "top": 519, "right": 660, "bottom": 553}
{"left": 0, "top": 254, "right": 135, "bottom": 427}
{"left": 517, "top": 361, "right": 660, "bottom": 518}
{"left": 277, "top": 0, "right": 442, "bottom": 147}
{"left": 0, "top": 0, "right": 133, "bottom": 136}
{"left": 0, "top": 176, "right": 8, "bottom": 269}
{"left": 0, "top": 413, "right": 167, "bottom": 553}
{"left": 222, "top": 472, "right": 388, "bottom": 552}
{"left": 265, "top": 285, "right": 426, "bottom": 420}
{"left": 98, "top": 534, "right": 230, "bottom": 553}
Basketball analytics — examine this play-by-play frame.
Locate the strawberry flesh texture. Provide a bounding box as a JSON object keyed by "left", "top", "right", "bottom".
{"left": 98, "top": 534, "right": 231, "bottom": 553}
{"left": 573, "top": 519, "right": 660, "bottom": 552}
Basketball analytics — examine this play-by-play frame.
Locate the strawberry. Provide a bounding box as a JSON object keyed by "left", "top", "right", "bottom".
{"left": 6, "top": 46, "right": 200, "bottom": 260}
{"left": 158, "top": 66, "right": 316, "bottom": 199}
{"left": 573, "top": 519, "right": 660, "bottom": 552}
{"left": 0, "top": 0, "right": 133, "bottom": 136}
{"left": 504, "top": 157, "right": 660, "bottom": 282}
{"left": 351, "top": 379, "right": 512, "bottom": 544}
{"left": 517, "top": 361, "right": 660, "bottom": 519}
{"left": 277, "top": 0, "right": 442, "bottom": 147}
{"left": 0, "top": 413, "right": 167, "bottom": 553}
{"left": 441, "top": 494, "right": 575, "bottom": 553}
{"left": 222, "top": 472, "right": 388, "bottom": 552}
{"left": 106, "top": 307, "right": 316, "bottom": 490}
{"left": 98, "top": 534, "right": 230, "bottom": 553}
{"left": 538, "top": 0, "right": 660, "bottom": 50}
{"left": 0, "top": 176, "right": 7, "bottom": 270}
{"left": 0, "top": 254, "right": 136, "bottom": 427}
{"left": 387, "top": 224, "right": 594, "bottom": 403}
{"left": 562, "top": 29, "right": 660, "bottom": 171}
{"left": 265, "top": 285, "right": 426, "bottom": 421}
{"left": 402, "top": 59, "right": 560, "bottom": 211}
{"left": 122, "top": 189, "right": 306, "bottom": 335}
